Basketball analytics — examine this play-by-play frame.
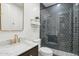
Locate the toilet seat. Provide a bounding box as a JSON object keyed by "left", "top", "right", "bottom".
{"left": 39, "top": 47, "right": 53, "bottom": 56}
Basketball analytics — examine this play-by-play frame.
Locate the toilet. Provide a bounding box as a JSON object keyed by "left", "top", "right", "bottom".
{"left": 39, "top": 47, "right": 53, "bottom": 56}
{"left": 38, "top": 39, "right": 53, "bottom": 56}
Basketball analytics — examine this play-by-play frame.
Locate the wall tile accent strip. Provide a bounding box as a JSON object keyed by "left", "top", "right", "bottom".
{"left": 73, "top": 4, "right": 79, "bottom": 55}
{"left": 58, "top": 9, "right": 72, "bottom": 53}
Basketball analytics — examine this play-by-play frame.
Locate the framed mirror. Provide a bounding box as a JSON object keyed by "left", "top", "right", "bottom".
{"left": 1, "top": 3, "right": 24, "bottom": 31}
{"left": 0, "top": 4, "right": 1, "bottom": 30}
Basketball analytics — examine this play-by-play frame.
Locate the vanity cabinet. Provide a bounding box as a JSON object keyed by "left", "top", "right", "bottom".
{"left": 19, "top": 45, "right": 38, "bottom": 56}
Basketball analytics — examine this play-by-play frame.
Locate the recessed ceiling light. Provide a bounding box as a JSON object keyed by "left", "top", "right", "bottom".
{"left": 75, "top": 3, "right": 78, "bottom": 6}
{"left": 57, "top": 4, "right": 61, "bottom": 7}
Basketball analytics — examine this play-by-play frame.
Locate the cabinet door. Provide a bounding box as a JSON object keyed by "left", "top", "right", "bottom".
{"left": 19, "top": 46, "right": 38, "bottom": 56}
{"left": 1, "top": 3, "right": 24, "bottom": 31}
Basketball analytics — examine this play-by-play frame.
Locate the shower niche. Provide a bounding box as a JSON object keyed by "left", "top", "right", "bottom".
{"left": 0, "top": 3, "right": 24, "bottom": 31}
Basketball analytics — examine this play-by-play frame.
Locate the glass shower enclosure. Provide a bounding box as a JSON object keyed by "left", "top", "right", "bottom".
{"left": 40, "top": 3, "right": 79, "bottom": 55}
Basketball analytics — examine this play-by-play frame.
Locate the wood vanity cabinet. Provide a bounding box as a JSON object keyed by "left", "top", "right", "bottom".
{"left": 19, "top": 45, "right": 38, "bottom": 56}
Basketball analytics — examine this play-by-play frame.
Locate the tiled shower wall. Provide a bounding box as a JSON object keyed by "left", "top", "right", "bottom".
{"left": 73, "top": 4, "right": 79, "bottom": 55}
{"left": 57, "top": 9, "right": 73, "bottom": 53}
{"left": 40, "top": 9, "right": 49, "bottom": 46}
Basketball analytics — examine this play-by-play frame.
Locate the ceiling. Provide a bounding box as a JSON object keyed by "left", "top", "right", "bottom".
{"left": 43, "top": 3, "right": 56, "bottom": 7}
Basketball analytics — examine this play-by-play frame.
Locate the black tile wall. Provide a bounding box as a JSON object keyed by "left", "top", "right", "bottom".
{"left": 73, "top": 4, "right": 79, "bottom": 55}
{"left": 57, "top": 10, "right": 73, "bottom": 53}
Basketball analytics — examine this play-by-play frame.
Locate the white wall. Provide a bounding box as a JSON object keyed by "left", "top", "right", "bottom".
{"left": 23, "top": 3, "right": 40, "bottom": 41}
{"left": 0, "top": 3, "right": 40, "bottom": 42}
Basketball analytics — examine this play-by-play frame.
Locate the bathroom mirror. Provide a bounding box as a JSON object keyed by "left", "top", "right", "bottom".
{"left": 0, "top": 4, "right": 1, "bottom": 29}
{"left": 1, "top": 3, "right": 24, "bottom": 31}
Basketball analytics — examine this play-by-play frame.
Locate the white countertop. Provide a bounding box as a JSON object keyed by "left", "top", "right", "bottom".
{"left": 0, "top": 40, "right": 38, "bottom": 56}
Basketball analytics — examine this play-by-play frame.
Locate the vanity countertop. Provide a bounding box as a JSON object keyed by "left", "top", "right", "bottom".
{"left": 0, "top": 40, "right": 38, "bottom": 56}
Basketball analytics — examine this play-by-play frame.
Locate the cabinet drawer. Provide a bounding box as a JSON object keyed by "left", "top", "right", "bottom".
{"left": 19, "top": 45, "right": 38, "bottom": 56}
